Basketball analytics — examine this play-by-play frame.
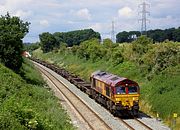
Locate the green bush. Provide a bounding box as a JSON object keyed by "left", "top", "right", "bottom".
{"left": 132, "top": 36, "right": 153, "bottom": 51}
{"left": 110, "top": 48, "right": 124, "bottom": 65}
{"left": 142, "top": 42, "right": 180, "bottom": 75}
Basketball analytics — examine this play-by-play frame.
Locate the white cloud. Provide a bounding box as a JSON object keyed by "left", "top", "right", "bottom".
{"left": 3, "top": 0, "right": 32, "bottom": 10}
{"left": 76, "top": 8, "right": 92, "bottom": 20}
{"left": 88, "top": 22, "right": 111, "bottom": 33}
{"left": 39, "top": 20, "right": 49, "bottom": 27}
{"left": 14, "top": 10, "right": 32, "bottom": 19}
{"left": 150, "top": 16, "right": 180, "bottom": 29}
{"left": 67, "top": 21, "right": 76, "bottom": 24}
{"left": 89, "top": 23, "right": 103, "bottom": 32}
{"left": 118, "top": 7, "right": 133, "bottom": 18}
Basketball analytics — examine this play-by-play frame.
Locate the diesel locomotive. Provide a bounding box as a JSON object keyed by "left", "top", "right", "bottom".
{"left": 90, "top": 70, "right": 140, "bottom": 116}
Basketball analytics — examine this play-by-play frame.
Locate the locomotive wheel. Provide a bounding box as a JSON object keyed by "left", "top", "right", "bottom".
{"left": 109, "top": 101, "right": 117, "bottom": 116}
{"left": 107, "top": 101, "right": 111, "bottom": 110}
{"left": 91, "top": 90, "right": 96, "bottom": 99}
{"left": 132, "top": 109, "right": 139, "bottom": 117}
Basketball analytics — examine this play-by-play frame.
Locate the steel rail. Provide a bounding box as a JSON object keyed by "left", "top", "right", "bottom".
{"left": 117, "top": 118, "right": 135, "bottom": 130}
{"left": 34, "top": 62, "right": 112, "bottom": 130}
{"left": 134, "top": 118, "right": 153, "bottom": 130}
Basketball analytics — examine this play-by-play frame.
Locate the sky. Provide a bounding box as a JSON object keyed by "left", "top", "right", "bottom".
{"left": 0, "top": 0, "right": 180, "bottom": 43}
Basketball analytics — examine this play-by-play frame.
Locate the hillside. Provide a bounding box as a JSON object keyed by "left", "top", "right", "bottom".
{"left": 33, "top": 36, "right": 180, "bottom": 129}
{"left": 0, "top": 59, "right": 75, "bottom": 130}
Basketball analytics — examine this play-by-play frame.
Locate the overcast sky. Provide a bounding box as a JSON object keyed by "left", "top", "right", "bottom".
{"left": 0, "top": 0, "right": 180, "bottom": 43}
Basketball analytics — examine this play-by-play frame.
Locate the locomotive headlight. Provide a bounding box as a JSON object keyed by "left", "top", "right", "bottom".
{"left": 133, "top": 97, "right": 135, "bottom": 101}
{"left": 133, "top": 97, "right": 138, "bottom": 101}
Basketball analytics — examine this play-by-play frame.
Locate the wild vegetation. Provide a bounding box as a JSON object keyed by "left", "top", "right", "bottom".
{"left": 33, "top": 36, "right": 180, "bottom": 129}
{"left": 116, "top": 27, "right": 180, "bottom": 43}
{"left": 0, "top": 59, "right": 75, "bottom": 130}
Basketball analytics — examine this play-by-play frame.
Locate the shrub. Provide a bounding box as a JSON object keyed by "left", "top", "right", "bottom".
{"left": 142, "top": 42, "right": 180, "bottom": 74}
{"left": 110, "top": 48, "right": 124, "bottom": 65}
{"left": 132, "top": 35, "right": 153, "bottom": 55}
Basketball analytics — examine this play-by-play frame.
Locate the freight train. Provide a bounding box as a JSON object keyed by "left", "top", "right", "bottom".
{"left": 31, "top": 58, "right": 140, "bottom": 117}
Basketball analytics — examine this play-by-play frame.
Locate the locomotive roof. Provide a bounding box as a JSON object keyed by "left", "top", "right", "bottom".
{"left": 91, "top": 70, "right": 136, "bottom": 86}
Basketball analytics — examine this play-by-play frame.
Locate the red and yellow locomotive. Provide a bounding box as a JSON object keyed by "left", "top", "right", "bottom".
{"left": 90, "top": 71, "right": 140, "bottom": 116}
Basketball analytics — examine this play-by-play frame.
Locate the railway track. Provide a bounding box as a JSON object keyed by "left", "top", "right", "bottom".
{"left": 32, "top": 59, "right": 155, "bottom": 130}
{"left": 134, "top": 118, "right": 153, "bottom": 130}
{"left": 34, "top": 62, "right": 112, "bottom": 130}
{"left": 118, "top": 118, "right": 153, "bottom": 130}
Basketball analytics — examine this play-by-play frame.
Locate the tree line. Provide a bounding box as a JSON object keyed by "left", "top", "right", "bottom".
{"left": 116, "top": 27, "right": 180, "bottom": 43}
{"left": 39, "top": 29, "right": 101, "bottom": 53}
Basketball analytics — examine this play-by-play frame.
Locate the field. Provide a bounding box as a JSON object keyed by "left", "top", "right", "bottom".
{"left": 0, "top": 58, "right": 75, "bottom": 130}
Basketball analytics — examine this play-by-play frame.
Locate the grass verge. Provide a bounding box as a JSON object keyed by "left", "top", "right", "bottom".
{"left": 0, "top": 58, "right": 75, "bottom": 130}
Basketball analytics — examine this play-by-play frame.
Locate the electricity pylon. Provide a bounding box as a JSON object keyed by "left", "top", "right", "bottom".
{"left": 139, "top": 1, "right": 150, "bottom": 35}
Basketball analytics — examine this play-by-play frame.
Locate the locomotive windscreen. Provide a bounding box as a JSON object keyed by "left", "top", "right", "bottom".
{"left": 128, "top": 86, "right": 138, "bottom": 94}
{"left": 116, "top": 86, "right": 126, "bottom": 94}
{"left": 115, "top": 86, "right": 138, "bottom": 94}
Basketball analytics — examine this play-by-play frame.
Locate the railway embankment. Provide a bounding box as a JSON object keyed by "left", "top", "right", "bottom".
{"left": 32, "top": 38, "right": 180, "bottom": 129}
{"left": 0, "top": 59, "right": 75, "bottom": 130}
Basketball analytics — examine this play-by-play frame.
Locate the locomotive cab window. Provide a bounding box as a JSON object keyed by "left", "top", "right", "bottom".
{"left": 106, "top": 86, "right": 110, "bottom": 97}
{"left": 116, "top": 86, "right": 126, "bottom": 94}
{"left": 128, "top": 86, "right": 138, "bottom": 94}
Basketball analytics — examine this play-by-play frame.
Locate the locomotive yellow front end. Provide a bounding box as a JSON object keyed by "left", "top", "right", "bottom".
{"left": 113, "top": 83, "right": 140, "bottom": 116}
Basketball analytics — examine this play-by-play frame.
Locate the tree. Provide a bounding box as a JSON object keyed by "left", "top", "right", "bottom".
{"left": 116, "top": 27, "right": 180, "bottom": 43}
{"left": 173, "top": 27, "right": 180, "bottom": 42}
{"left": 116, "top": 31, "right": 140, "bottom": 43}
{"left": 39, "top": 32, "right": 58, "bottom": 53}
{"left": 116, "top": 31, "right": 129, "bottom": 43}
{"left": 23, "top": 42, "right": 40, "bottom": 53}
{"left": 0, "top": 13, "right": 30, "bottom": 71}
{"left": 53, "top": 29, "right": 101, "bottom": 47}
